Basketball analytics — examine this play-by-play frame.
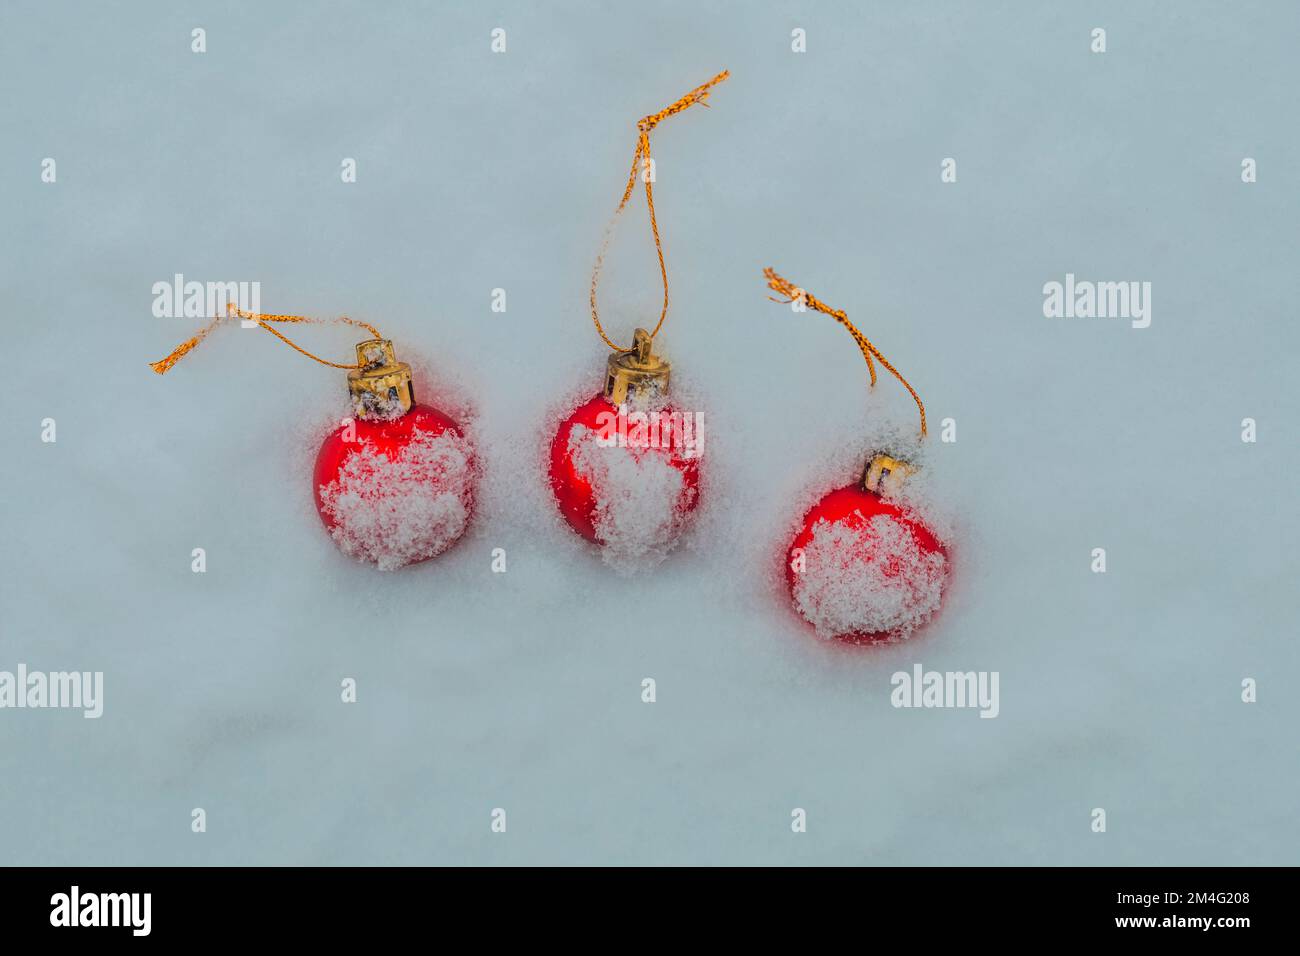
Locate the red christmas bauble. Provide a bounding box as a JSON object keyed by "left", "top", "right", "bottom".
{"left": 549, "top": 392, "right": 702, "bottom": 557}
{"left": 786, "top": 484, "right": 948, "bottom": 644}
{"left": 314, "top": 404, "right": 475, "bottom": 570}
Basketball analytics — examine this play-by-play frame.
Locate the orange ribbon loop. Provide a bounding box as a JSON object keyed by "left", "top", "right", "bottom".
{"left": 150, "top": 305, "right": 383, "bottom": 375}
{"left": 590, "top": 70, "right": 730, "bottom": 352}
{"left": 763, "top": 267, "right": 927, "bottom": 437}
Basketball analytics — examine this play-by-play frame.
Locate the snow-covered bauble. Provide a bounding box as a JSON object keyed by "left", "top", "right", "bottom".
{"left": 549, "top": 328, "right": 701, "bottom": 567}
{"left": 152, "top": 309, "right": 475, "bottom": 571}
{"left": 786, "top": 454, "right": 948, "bottom": 643}
{"left": 763, "top": 267, "right": 951, "bottom": 643}
{"left": 314, "top": 340, "right": 475, "bottom": 570}
{"left": 549, "top": 70, "right": 727, "bottom": 568}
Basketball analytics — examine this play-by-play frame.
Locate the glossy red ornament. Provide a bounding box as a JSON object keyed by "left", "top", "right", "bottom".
{"left": 314, "top": 403, "right": 475, "bottom": 571}
{"left": 785, "top": 480, "right": 948, "bottom": 644}
{"left": 549, "top": 392, "right": 701, "bottom": 548}
{"left": 149, "top": 311, "right": 475, "bottom": 571}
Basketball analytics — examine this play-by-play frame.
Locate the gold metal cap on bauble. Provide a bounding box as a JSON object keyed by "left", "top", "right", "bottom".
{"left": 604, "top": 328, "right": 670, "bottom": 404}
{"left": 347, "top": 339, "right": 414, "bottom": 419}
{"left": 862, "top": 452, "right": 915, "bottom": 498}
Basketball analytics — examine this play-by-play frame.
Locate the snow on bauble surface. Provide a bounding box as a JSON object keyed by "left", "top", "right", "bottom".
{"left": 314, "top": 405, "right": 476, "bottom": 571}
{"left": 787, "top": 485, "right": 948, "bottom": 643}
{"left": 549, "top": 392, "right": 702, "bottom": 573}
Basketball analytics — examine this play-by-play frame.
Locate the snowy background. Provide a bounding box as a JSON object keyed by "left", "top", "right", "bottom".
{"left": 2, "top": 0, "right": 1297, "bottom": 865}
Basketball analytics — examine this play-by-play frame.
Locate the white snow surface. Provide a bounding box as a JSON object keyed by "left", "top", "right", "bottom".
{"left": 319, "top": 428, "right": 475, "bottom": 571}
{"left": 793, "top": 511, "right": 948, "bottom": 640}
{"left": 2, "top": 2, "right": 1298, "bottom": 867}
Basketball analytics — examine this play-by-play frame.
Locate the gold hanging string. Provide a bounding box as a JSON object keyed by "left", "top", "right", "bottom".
{"left": 763, "top": 267, "right": 927, "bottom": 437}
{"left": 589, "top": 70, "right": 730, "bottom": 352}
{"left": 150, "top": 305, "right": 383, "bottom": 375}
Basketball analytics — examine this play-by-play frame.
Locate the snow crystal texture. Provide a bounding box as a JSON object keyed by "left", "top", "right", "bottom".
{"left": 319, "top": 429, "right": 474, "bottom": 570}
{"left": 794, "top": 512, "right": 947, "bottom": 639}
{"left": 567, "top": 423, "right": 694, "bottom": 572}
